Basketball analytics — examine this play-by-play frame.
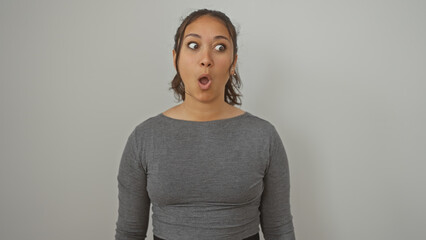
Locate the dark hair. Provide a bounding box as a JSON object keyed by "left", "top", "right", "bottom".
{"left": 169, "top": 9, "right": 242, "bottom": 106}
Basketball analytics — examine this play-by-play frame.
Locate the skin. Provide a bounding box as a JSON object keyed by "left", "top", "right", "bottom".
{"left": 163, "top": 15, "right": 244, "bottom": 121}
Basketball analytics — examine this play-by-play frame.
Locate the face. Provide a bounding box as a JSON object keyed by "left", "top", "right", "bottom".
{"left": 173, "top": 15, "right": 238, "bottom": 103}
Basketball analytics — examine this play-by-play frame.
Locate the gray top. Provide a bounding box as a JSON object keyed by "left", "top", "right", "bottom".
{"left": 115, "top": 111, "right": 295, "bottom": 240}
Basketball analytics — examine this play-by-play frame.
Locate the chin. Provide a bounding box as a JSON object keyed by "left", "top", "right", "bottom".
{"left": 195, "top": 93, "right": 219, "bottom": 103}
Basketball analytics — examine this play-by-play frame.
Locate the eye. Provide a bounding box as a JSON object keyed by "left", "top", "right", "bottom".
{"left": 187, "top": 42, "right": 198, "bottom": 50}
{"left": 215, "top": 44, "right": 226, "bottom": 51}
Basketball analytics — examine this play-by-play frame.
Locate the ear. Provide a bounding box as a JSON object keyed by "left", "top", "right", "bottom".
{"left": 172, "top": 49, "right": 177, "bottom": 71}
{"left": 233, "top": 54, "right": 238, "bottom": 68}
{"left": 231, "top": 54, "right": 238, "bottom": 74}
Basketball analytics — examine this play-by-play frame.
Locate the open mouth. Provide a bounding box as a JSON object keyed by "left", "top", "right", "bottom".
{"left": 199, "top": 77, "right": 210, "bottom": 85}
{"left": 198, "top": 75, "right": 212, "bottom": 90}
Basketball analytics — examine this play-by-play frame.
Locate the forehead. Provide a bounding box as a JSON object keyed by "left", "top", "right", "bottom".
{"left": 184, "top": 15, "right": 231, "bottom": 40}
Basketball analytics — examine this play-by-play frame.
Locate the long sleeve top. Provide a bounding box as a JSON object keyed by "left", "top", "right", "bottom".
{"left": 115, "top": 111, "right": 295, "bottom": 240}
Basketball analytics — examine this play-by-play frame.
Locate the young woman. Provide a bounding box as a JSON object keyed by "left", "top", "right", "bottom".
{"left": 115, "top": 9, "right": 295, "bottom": 240}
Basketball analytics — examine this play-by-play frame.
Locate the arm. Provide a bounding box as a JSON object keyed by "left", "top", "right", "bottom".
{"left": 115, "top": 130, "right": 151, "bottom": 240}
{"left": 260, "top": 127, "right": 295, "bottom": 240}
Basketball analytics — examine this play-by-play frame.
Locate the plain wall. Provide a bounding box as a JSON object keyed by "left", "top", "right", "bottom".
{"left": 1, "top": 0, "right": 425, "bottom": 239}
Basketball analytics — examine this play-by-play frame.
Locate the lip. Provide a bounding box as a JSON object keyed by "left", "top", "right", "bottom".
{"left": 198, "top": 73, "right": 212, "bottom": 81}
{"left": 198, "top": 73, "right": 212, "bottom": 90}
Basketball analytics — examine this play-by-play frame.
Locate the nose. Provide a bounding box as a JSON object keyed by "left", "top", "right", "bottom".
{"left": 200, "top": 48, "right": 213, "bottom": 68}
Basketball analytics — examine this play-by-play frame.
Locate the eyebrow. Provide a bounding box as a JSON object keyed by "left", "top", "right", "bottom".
{"left": 184, "top": 33, "right": 230, "bottom": 42}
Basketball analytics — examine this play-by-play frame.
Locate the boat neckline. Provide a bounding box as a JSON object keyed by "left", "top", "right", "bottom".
{"left": 158, "top": 111, "right": 250, "bottom": 123}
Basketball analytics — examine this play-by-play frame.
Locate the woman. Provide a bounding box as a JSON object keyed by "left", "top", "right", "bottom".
{"left": 115, "top": 9, "right": 295, "bottom": 240}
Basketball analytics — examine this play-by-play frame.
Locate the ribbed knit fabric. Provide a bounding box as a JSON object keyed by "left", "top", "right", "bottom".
{"left": 115, "top": 111, "right": 295, "bottom": 240}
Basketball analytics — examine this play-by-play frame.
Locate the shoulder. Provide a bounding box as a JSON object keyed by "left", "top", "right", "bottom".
{"left": 134, "top": 114, "right": 161, "bottom": 131}
{"left": 234, "top": 112, "right": 282, "bottom": 147}
{"left": 126, "top": 114, "right": 163, "bottom": 142}
{"left": 243, "top": 112, "right": 278, "bottom": 134}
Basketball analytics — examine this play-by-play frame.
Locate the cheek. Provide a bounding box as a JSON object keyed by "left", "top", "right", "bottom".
{"left": 177, "top": 56, "right": 192, "bottom": 75}
{"left": 216, "top": 56, "right": 233, "bottom": 73}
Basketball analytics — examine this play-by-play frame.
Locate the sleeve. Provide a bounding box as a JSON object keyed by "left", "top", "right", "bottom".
{"left": 259, "top": 127, "right": 296, "bottom": 240}
{"left": 115, "top": 129, "right": 151, "bottom": 240}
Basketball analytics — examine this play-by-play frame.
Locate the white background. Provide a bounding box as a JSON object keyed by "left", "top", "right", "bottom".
{"left": 1, "top": 0, "right": 425, "bottom": 239}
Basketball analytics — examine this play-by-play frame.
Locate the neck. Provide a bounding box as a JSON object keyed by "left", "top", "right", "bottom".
{"left": 179, "top": 94, "right": 233, "bottom": 121}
